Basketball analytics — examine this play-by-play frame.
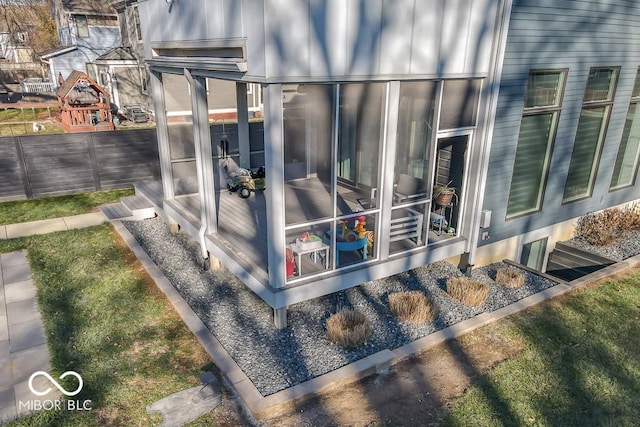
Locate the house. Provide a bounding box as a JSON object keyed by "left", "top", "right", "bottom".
{"left": 476, "top": 0, "right": 640, "bottom": 273}
{"left": 41, "top": 0, "right": 120, "bottom": 88}
{"left": 134, "top": 0, "right": 640, "bottom": 328}
{"left": 0, "top": 3, "right": 48, "bottom": 81}
{"left": 94, "top": 0, "right": 151, "bottom": 111}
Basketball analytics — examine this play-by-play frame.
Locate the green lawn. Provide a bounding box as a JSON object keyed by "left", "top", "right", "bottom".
{"left": 446, "top": 273, "right": 640, "bottom": 426}
{"left": 1, "top": 226, "right": 228, "bottom": 426}
{"left": 0, "top": 188, "right": 134, "bottom": 225}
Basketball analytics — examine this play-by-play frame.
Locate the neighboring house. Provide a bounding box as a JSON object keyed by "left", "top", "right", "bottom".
{"left": 0, "top": 5, "right": 46, "bottom": 80}
{"left": 41, "top": 0, "right": 120, "bottom": 88}
{"left": 134, "top": 0, "right": 640, "bottom": 328}
{"left": 95, "top": 0, "right": 151, "bottom": 110}
{"left": 98, "top": 0, "right": 262, "bottom": 117}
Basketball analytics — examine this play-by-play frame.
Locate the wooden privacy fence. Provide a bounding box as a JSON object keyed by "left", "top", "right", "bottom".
{"left": 0, "top": 129, "right": 160, "bottom": 201}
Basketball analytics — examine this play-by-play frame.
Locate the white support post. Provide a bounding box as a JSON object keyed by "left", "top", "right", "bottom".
{"left": 186, "top": 70, "right": 218, "bottom": 237}
{"left": 274, "top": 307, "right": 287, "bottom": 329}
{"left": 263, "top": 84, "right": 286, "bottom": 294}
{"left": 150, "top": 70, "right": 174, "bottom": 200}
{"left": 236, "top": 82, "right": 251, "bottom": 169}
{"left": 379, "top": 81, "right": 401, "bottom": 261}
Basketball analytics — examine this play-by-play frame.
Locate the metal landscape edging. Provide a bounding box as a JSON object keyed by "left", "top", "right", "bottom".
{"left": 111, "top": 219, "right": 640, "bottom": 420}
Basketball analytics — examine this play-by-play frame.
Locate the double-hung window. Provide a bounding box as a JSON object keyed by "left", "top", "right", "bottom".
{"left": 610, "top": 67, "right": 640, "bottom": 190}
{"left": 506, "top": 70, "right": 566, "bottom": 218}
{"left": 75, "top": 15, "right": 89, "bottom": 38}
{"left": 563, "top": 67, "right": 619, "bottom": 202}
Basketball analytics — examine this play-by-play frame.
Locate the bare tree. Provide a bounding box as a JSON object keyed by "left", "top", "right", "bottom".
{"left": 0, "top": 0, "right": 58, "bottom": 60}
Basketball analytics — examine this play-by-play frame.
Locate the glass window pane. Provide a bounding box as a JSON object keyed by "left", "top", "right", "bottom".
{"left": 76, "top": 15, "right": 89, "bottom": 38}
{"left": 337, "top": 83, "right": 385, "bottom": 216}
{"left": 525, "top": 71, "right": 564, "bottom": 108}
{"left": 283, "top": 84, "right": 335, "bottom": 225}
{"left": 390, "top": 203, "right": 428, "bottom": 254}
{"left": 584, "top": 68, "right": 618, "bottom": 102}
{"left": 507, "top": 113, "right": 556, "bottom": 217}
{"left": 329, "top": 214, "right": 377, "bottom": 268}
{"left": 563, "top": 106, "right": 608, "bottom": 201}
{"left": 163, "top": 72, "right": 196, "bottom": 198}
{"left": 521, "top": 238, "right": 547, "bottom": 271}
{"left": 611, "top": 103, "right": 640, "bottom": 189}
{"left": 394, "top": 81, "right": 436, "bottom": 206}
{"left": 285, "top": 223, "right": 333, "bottom": 281}
{"left": 439, "top": 79, "right": 480, "bottom": 130}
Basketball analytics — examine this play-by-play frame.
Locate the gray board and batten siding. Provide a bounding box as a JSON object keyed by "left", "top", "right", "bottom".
{"left": 481, "top": 0, "right": 640, "bottom": 245}
{"left": 0, "top": 129, "right": 160, "bottom": 201}
{"left": 139, "top": 0, "right": 500, "bottom": 80}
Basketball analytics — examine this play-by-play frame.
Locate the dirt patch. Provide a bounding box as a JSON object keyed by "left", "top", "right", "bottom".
{"left": 258, "top": 323, "right": 523, "bottom": 426}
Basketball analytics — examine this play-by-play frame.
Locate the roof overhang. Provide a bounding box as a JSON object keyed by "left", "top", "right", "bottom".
{"left": 148, "top": 38, "right": 247, "bottom": 73}
{"left": 40, "top": 46, "right": 78, "bottom": 60}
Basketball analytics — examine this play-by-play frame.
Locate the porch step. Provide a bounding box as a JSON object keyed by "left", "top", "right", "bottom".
{"left": 121, "top": 195, "right": 156, "bottom": 220}
{"left": 545, "top": 242, "right": 615, "bottom": 282}
{"left": 99, "top": 203, "right": 134, "bottom": 220}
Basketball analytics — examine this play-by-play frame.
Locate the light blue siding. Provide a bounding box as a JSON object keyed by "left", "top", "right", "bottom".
{"left": 481, "top": 0, "right": 640, "bottom": 245}
{"left": 51, "top": 26, "right": 121, "bottom": 81}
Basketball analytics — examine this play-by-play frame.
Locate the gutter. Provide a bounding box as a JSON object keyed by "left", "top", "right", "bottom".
{"left": 184, "top": 69, "right": 210, "bottom": 261}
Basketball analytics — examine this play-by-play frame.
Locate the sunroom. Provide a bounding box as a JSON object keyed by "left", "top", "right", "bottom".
{"left": 137, "top": 0, "right": 507, "bottom": 327}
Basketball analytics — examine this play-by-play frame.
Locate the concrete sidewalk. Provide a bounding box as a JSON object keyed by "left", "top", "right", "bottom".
{"left": 0, "top": 251, "right": 60, "bottom": 422}
{"left": 0, "top": 212, "right": 106, "bottom": 240}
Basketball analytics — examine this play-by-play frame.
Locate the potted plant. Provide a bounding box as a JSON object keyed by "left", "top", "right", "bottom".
{"left": 433, "top": 181, "right": 456, "bottom": 206}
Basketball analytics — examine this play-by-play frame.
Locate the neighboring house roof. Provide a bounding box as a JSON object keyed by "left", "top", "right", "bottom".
{"left": 40, "top": 45, "right": 78, "bottom": 59}
{"left": 95, "top": 46, "right": 137, "bottom": 63}
{"left": 61, "top": 0, "right": 117, "bottom": 15}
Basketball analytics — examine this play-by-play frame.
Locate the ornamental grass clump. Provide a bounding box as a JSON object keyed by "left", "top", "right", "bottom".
{"left": 326, "top": 309, "right": 372, "bottom": 348}
{"left": 446, "top": 277, "right": 490, "bottom": 307}
{"left": 388, "top": 291, "right": 437, "bottom": 323}
{"left": 495, "top": 268, "right": 525, "bottom": 288}
{"left": 575, "top": 209, "right": 624, "bottom": 246}
{"left": 620, "top": 202, "right": 640, "bottom": 231}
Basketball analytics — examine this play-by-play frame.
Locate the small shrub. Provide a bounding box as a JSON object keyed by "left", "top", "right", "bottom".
{"left": 495, "top": 268, "right": 525, "bottom": 288}
{"left": 446, "top": 277, "right": 490, "bottom": 306}
{"left": 575, "top": 209, "right": 622, "bottom": 246}
{"left": 388, "top": 291, "right": 437, "bottom": 323}
{"left": 326, "top": 309, "right": 372, "bottom": 348}
{"left": 620, "top": 202, "right": 640, "bottom": 231}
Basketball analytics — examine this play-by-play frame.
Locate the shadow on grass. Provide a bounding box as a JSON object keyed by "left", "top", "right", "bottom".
{"left": 443, "top": 275, "right": 640, "bottom": 426}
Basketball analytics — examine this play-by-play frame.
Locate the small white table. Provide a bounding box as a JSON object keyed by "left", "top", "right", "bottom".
{"left": 289, "top": 242, "right": 330, "bottom": 276}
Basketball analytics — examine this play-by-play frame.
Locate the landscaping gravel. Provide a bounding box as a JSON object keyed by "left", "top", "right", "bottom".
{"left": 124, "top": 218, "right": 558, "bottom": 396}
{"left": 568, "top": 229, "right": 640, "bottom": 261}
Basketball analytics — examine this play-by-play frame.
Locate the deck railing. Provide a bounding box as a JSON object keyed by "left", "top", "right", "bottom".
{"left": 20, "top": 80, "right": 55, "bottom": 94}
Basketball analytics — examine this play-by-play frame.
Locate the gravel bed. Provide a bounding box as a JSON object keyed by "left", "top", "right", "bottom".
{"left": 567, "top": 229, "right": 640, "bottom": 261}
{"left": 124, "top": 218, "right": 557, "bottom": 396}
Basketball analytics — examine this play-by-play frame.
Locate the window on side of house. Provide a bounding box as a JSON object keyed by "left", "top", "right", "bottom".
{"left": 140, "top": 67, "right": 149, "bottom": 94}
{"left": 506, "top": 70, "right": 567, "bottom": 219}
{"left": 520, "top": 237, "right": 548, "bottom": 271}
{"left": 86, "top": 63, "right": 98, "bottom": 82}
{"left": 75, "top": 15, "right": 89, "bottom": 38}
{"left": 610, "top": 67, "right": 640, "bottom": 190}
{"left": 133, "top": 6, "right": 142, "bottom": 41}
{"left": 563, "top": 67, "right": 619, "bottom": 202}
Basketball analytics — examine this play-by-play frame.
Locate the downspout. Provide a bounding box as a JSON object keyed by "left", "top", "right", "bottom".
{"left": 184, "top": 69, "right": 210, "bottom": 261}
{"left": 466, "top": 0, "right": 513, "bottom": 271}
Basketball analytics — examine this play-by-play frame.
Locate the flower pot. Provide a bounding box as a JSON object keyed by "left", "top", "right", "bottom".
{"left": 435, "top": 191, "right": 454, "bottom": 207}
